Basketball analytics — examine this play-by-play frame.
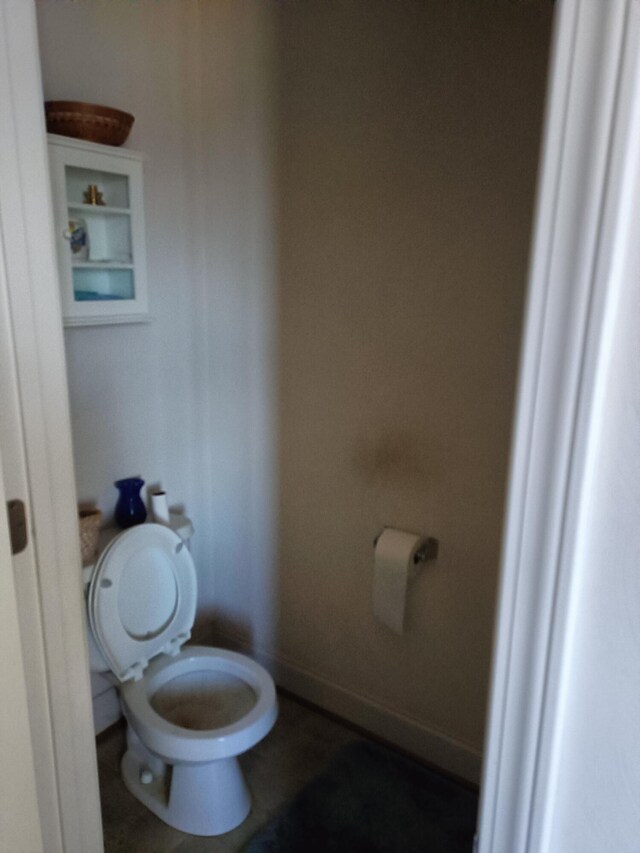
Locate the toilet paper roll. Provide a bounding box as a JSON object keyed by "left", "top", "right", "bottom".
{"left": 151, "top": 490, "right": 171, "bottom": 526}
{"left": 373, "top": 528, "right": 423, "bottom": 634}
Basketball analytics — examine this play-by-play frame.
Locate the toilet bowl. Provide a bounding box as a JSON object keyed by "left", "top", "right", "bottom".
{"left": 85, "top": 522, "right": 278, "bottom": 836}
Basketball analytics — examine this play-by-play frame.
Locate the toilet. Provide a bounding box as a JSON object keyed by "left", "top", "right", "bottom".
{"left": 84, "top": 522, "right": 278, "bottom": 837}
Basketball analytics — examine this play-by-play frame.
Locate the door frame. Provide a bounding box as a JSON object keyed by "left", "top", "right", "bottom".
{"left": 477, "top": 1, "right": 639, "bottom": 850}
{"left": 0, "top": 1, "right": 102, "bottom": 850}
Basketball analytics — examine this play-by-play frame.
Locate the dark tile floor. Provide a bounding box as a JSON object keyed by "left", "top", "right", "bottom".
{"left": 97, "top": 692, "right": 359, "bottom": 852}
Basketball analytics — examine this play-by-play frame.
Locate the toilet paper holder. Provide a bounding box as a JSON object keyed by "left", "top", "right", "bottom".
{"left": 373, "top": 530, "right": 439, "bottom": 565}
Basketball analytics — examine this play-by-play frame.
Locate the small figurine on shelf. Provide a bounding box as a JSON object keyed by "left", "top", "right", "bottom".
{"left": 66, "top": 217, "right": 89, "bottom": 259}
{"left": 83, "top": 183, "right": 105, "bottom": 206}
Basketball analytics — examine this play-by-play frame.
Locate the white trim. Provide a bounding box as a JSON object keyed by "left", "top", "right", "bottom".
{"left": 47, "top": 132, "right": 145, "bottom": 161}
{"left": 529, "top": 4, "right": 640, "bottom": 849}
{"left": 0, "top": 2, "right": 103, "bottom": 850}
{"left": 477, "top": 2, "right": 636, "bottom": 851}
{"left": 211, "top": 630, "right": 482, "bottom": 783}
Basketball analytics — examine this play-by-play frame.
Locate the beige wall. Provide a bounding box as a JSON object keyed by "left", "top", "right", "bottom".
{"left": 37, "top": 0, "right": 552, "bottom": 777}
{"left": 274, "top": 0, "right": 552, "bottom": 755}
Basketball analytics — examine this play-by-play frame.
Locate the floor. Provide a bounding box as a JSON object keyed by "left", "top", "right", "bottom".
{"left": 97, "top": 691, "right": 359, "bottom": 852}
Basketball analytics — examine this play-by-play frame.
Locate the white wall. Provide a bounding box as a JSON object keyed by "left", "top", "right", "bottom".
{"left": 37, "top": 0, "right": 210, "bottom": 596}
{"left": 195, "top": 1, "right": 277, "bottom": 647}
{"left": 36, "top": 0, "right": 275, "bottom": 632}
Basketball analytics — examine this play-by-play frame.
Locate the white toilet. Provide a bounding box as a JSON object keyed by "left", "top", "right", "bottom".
{"left": 84, "top": 521, "right": 278, "bottom": 837}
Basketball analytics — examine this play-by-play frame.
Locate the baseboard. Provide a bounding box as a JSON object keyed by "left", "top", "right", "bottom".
{"left": 210, "top": 629, "right": 483, "bottom": 784}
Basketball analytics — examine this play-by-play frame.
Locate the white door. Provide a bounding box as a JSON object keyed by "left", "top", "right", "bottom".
{"left": 0, "top": 160, "right": 65, "bottom": 850}
{"left": 0, "top": 454, "right": 43, "bottom": 853}
{"left": 0, "top": 1, "right": 103, "bottom": 850}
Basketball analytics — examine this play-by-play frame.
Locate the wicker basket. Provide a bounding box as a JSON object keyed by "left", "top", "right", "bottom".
{"left": 79, "top": 508, "right": 102, "bottom": 564}
{"left": 45, "top": 101, "right": 134, "bottom": 147}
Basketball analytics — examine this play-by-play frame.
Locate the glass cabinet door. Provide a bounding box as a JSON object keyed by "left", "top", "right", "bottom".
{"left": 48, "top": 135, "right": 149, "bottom": 326}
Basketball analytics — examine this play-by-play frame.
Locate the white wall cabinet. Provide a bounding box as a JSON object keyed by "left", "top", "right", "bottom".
{"left": 48, "top": 134, "right": 149, "bottom": 326}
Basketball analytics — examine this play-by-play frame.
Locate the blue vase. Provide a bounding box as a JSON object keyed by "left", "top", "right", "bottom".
{"left": 114, "top": 477, "right": 147, "bottom": 529}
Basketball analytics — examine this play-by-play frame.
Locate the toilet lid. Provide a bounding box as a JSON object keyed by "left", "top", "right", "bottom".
{"left": 88, "top": 524, "right": 196, "bottom": 683}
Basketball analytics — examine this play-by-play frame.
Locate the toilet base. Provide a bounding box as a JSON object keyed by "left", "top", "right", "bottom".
{"left": 121, "top": 728, "right": 252, "bottom": 836}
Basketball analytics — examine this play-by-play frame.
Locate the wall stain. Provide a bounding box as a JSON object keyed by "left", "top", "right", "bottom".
{"left": 352, "top": 430, "right": 430, "bottom": 486}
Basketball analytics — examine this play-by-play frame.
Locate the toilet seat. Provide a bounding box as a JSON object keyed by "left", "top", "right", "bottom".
{"left": 88, "top": 524, "right": 197, "bottom": 682}
{"left": 121, "top": 646, "right": 277, "bottom": 762}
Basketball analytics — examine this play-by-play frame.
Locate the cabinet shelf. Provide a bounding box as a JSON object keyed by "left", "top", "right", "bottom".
{"left": 72, "top": 261, "right": 134, "bottom": 269}
{"left": 68, "top": 203, "right": 131, "bottom": 216}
